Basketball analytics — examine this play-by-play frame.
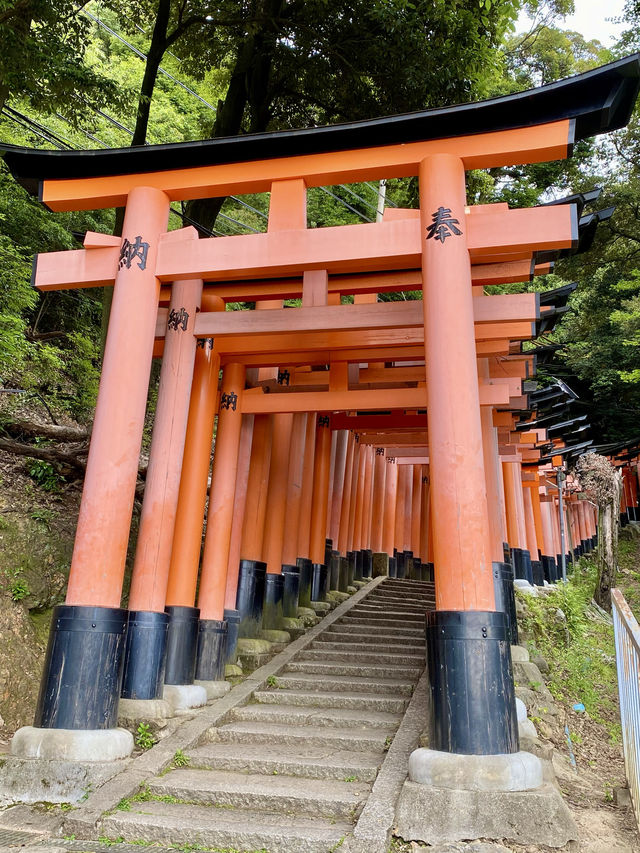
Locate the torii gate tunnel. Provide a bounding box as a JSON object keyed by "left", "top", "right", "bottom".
{"left": 3, "top": 54, "right": 639, "bottom": 760}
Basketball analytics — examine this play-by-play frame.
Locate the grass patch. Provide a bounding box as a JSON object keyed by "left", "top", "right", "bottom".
{"left": 518, "top": 556, "right": 620, "bottom": 740}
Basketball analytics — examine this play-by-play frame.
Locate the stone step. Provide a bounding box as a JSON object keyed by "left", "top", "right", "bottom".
{"left": 341, "top": 615, "right": 427, "bottom": 630}
{"left": 270, "top": 672, "right": 414, "bottom": 695}
{"left": 188, "top": 742, "right": 382, "bottom": 782}
{"left": 327, "top": 621, "right": 424, "bottom": 637}
{"left": 285, "top": 660, "right": 423, "bottom": 680}
{"left": 251, "top": 689, "right": 408, "bottom": 714}
{"left": 365, "top": 595, "right": 434, "bottom": 607}
{"left": 350, "top": 605, "right": 427, "bottom": 617}
{"left": 319, "top": 630, "right": 425, "bottom": 646}
{"left": 101, "top": 801, "right": 352, "bottom": 853}
{"left": 310, "top": 639, "right": 423, "bottom": 655}
{"left": 212, "top": 720, "right": 390, "bottom": 752}
{"left": 147, "top": 768, "right": 370, "bottom": 820}
{"left": 297, "top": 648, "right": 424, "bottom": 665}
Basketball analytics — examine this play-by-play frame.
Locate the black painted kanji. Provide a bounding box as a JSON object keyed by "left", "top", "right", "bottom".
{"left": 196, "top": 337, "right": 214, "bottom": 351}
{"left": 375, "top": 447, "right": 384, "bottom": 455}
{"left": 119, "top": 235, "right": 149, "bottom": 270}
{"left": 318, "top": 415, "right": 330, "bottom": 427}
{"left": 426, "top": 207, "right": 462, "bottom": 244}
{"left": 277, "top": 369, "right": 291, "bottom": 386}
{"left": 220, "top": 391, "right": 238, "bottom": 411}
{"left": 167, "top": 307, "right": 189, "bottom": 332}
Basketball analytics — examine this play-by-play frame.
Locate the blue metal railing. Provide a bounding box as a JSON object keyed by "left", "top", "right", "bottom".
{"left": 612, "top": 588, "right": 640, "bottom": 826}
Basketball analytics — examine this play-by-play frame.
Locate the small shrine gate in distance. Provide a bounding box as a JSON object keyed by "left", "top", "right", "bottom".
{"left": 2, "top": 55, "right": 639, "bottom": 774}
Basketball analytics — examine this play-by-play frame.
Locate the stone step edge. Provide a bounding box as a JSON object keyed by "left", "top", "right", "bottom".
{"left": 61, "top": 575, "right": 387, "bottom": 839}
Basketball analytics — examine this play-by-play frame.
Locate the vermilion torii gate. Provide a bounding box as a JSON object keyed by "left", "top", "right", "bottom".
{"left": 3, "top": 55, "right": 639, "bottom": 762}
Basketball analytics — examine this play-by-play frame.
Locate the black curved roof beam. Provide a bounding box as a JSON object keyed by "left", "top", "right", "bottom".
{"left": 1, "top": 54, "right": 639, "bottom": 195}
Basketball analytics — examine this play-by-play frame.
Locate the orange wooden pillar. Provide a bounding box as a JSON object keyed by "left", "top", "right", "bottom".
{"left": 326, "top": 429, "right": 338, "bottom": 543}
{"left": 223, "top": 414, "right": 255, "bottom": 662}
{"left": 350, "top": 439, "right": 366, "bottom": 578}
{"left": 330, "top": 431, "right": 349, "bottom": 552}
{"left": 410, "top": 464, "right": 423, "bottom": 576}
{"left": 479, "top": 361, "right": 506, "bottom": 564}
{"left": 37, "top": 186, "right": 170, "bottom": 731}
{"left": 360, "top": 445, "right": 375, "bottom": 577}
{"left": 337, "top": 432, "right": 356, "bottom": 556}
{"left": 195, "top": 362, "right": 246, "bottom": 676}
{"left": 261, "top": 412, "right": 294, "bottom": 627}
{"left": 503, "top": 459, "right": 532, "bottom": 583}
{"left": 420, "top": 471, "right": 432, "bottom": 579}
{"left": 283, "top": 413, "right": 312, "bottom": 606}
{"left": 522, "top": 486, "right": 541, "bottom": 583}
{"left": 371, "top": 448, "right": 387, "bottom": 555}
{"left": 394, "top": 463, "right": 408, "bottom": 578}
{"left": 419, "top": 153, "right": 516, "bottom": 755}
{"left": 383, "top": 457, "right": 399, "bottom": 571}
{"left": 297, "top": 412, "right": 317, "bottom": 562}
{"left": 309, "top": 415, "right": 332, "bottom": 599}
{"left": 402, "top": 463, "right": 414, "bottom": 555}
{"left": 123, "top": 275, "right": 204, "bottom": 700}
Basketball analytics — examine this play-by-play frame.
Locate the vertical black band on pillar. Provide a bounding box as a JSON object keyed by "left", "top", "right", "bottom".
{"left": 426, "top": 609, "right": 519, "bottom": 755}
{"left": 164, "top": 605, "right": 200, "bottom": 685}
{"left": 363, "top": 549, "right": 373, "bottom": 578}
{"left": 354, "top": 550, "right": 364, "bottom": 580}
{"left": 311, "top": 563, "right": 329, "bottom": 601}
{"left": 396, "top": 551, "right": 406, "bottom": 579}
{"left": 325, "top": 538, "right": 333, "bottom": 571}
{"left": 223, "top": 608, "right": 241, "bottom": 665}
{"left": 263, "top": 573, "right": 285, "bottom": 629}
{"left": 282, "top": 564, "right": 301, "bottom": 618}
{"left": 35, "top": 605, "right": 128, "bottom": 730}
{"left": 121, "top": 610, "right": 169, "bottom": 700}
{"left": 346, "top": 553, "right": 355, "bottom": 587}
{"left": 531, "top": 560, "right": 545, "bottom": 586}
{"left": 492, "top": 562, "right": 518, "bottom": 646}
{"left": 236, "top": 559, "right": 267, "bottom": 637}
{"left": 195, "top": 618, "right": 228, "bottom": 681}
{"left": 338, "top": 557, "right": 349, "bottom": 591}
{"left": 296, "top": 557, "right": 313, "bottom": 608}
{"left": 329, "top": 551, "right": 341, "bottom": 590}
{"left": 503, "top": 542, "right": 511, "bottom": 563}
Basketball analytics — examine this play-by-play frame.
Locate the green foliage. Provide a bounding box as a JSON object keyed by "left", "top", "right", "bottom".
{"left": 26, "top": 459, "right": 63, "bottom": 492}
{"left": 172, "top": 749, "right": 190, "bottom": 767}
{"left": 518, "top": 558, "right": 620, "bottom": 737}
{"left": 134, "top": 722, "right": 156, "bottom": 751}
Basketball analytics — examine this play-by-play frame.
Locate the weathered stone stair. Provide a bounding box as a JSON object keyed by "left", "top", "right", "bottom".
{"left": 101, "top": 578, "right": 434, "bottom": 853}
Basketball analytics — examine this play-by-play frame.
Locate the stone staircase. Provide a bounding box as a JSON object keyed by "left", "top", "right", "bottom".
{"left": 101, "top": 578, "right": 435, "bottom": 853}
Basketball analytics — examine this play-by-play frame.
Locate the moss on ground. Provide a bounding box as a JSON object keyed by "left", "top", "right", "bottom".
{"left": 518, "top": 557, "right": 621, "bottom": 740}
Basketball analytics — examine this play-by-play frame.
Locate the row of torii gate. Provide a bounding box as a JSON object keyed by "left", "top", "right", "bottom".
{"left": 4, "top": 54, "right": 640, "bottom": 761}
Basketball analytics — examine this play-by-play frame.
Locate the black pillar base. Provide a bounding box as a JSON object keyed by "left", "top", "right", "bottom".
{"left": 329, "top": 551, "right": 341, "bottom": 590}
{"left": 339, "top": 557, "right": 349, "bottom": 592}
{"left": 311, "top": 563, "right": 329, "bottom": 601}
{"left": 492, "top": 562, "right": 518, "bottom": 646}
{"left": 195, "top": 618, "right": 228, "bottom": 682}
{"left": 325, "top": 538, "right": 333, "bottom": 571}
{"left": 355, "top": 550, "right": 364, "bottom": 581}
{"left": 426, "top": 609, "right": 519, "bottom": 755}
{"left": 388, "top": 556, "right": 397, "bottom": 577}
{"left": 296, "top": 557, "right": 313, "bottom": 608}
{"left": 621, "top": 512, "right": 629, "bottom": 527}
{"left": 236, "top": 559, "right": 267, "bottom": 638}
{"left": 362, "top": 549, "right": 373, "bottom": 578}
{"left": 164, "top": 605, "right": 199, "bottom": 685}
{"left": 223, "top": 608, "right": 241, "bottom": 665}
{"left": 531, "top": 560, "right": 545, "bottom": 586}
{"left": 403, "top": 550, "right": 414, "bottom": 580}
{"left": 541, "top": 555, "right": 557, "bottom": 584}
{"left": 263, "top": 573, "right": 285, "bottom": 630}
{"left": 396, "top": 551, "right": 406, "bottom": 579}
{"left": 503, "top": 542, "right": 511, "bottom": 563}
{"left": 425, "top": 562, "right": 435, "bottom": 582}
{"left": 35, "top": 605, "right": 128, "bottom": 730}
{"left": 282, "top": 564, "right": 301, "bottom": 618}
{"left": 346, "top": 552, "right": 356, "bottom": 587}
{"left": 121, "top": 610, "right": 169, "bottom": 700}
